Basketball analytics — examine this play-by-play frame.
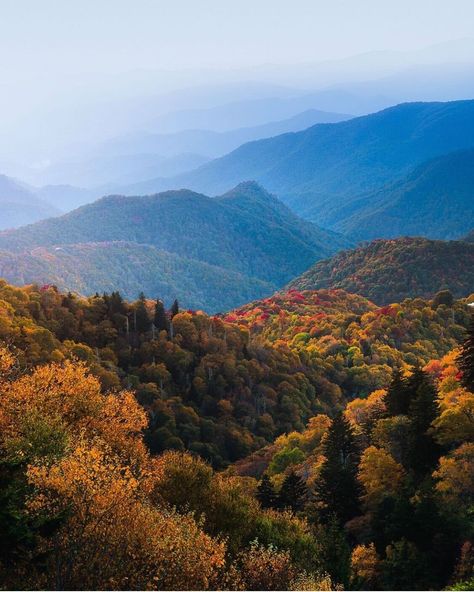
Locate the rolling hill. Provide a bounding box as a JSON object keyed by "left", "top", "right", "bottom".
{"left": 287, "top": 237, "right": 474, "bottom": 304}
{"left": 0, "top": 182, "right": 348, "bottom": 311}
{"left": 129, "top": 100, "right": 474, "bottom": 235}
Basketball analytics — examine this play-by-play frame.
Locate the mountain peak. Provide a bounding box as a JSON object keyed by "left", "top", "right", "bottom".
{"left": 219, "top": 181, "right": 277, "bottom": 206}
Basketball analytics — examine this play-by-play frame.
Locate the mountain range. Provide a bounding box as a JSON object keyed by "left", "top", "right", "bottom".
{"left": 12, "top": 107, "right": 351, "bottom": 188}
{"left": 131, "top": 99, "right": 474, "bottom": 240}
{"left": 0, "top": 182, "right": 347, "bottom": 311}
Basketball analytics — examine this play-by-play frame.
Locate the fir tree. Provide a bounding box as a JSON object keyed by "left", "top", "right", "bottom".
{"left": 385, "top": 367, "right": 409, "bottom": 416}
{"left": 154, "top": 299, "right": 169, "bottom": 333}
{"left": 256, "top": 474, "right": 277, "bottom": 509}
{"left": 458, "top": 315, "right": 474, "bottom": 392}
{"left": 407, "top": 370, "right": 441, "bottom": 475}
{"left": 316, "top": 412, "right": 360, "bottom": 524}
{"left": 278, "top": 471, "right": 307, "bottom": 512}
{"left": 170, "top": 299, "right": 180, "bottom": 318}
{"left": 134, "top": 293, "right": 151, "bottom": 333}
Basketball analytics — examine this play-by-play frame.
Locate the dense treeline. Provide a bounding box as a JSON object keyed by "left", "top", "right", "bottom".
{"left": 0, "top": 278, "right": 473, "bottom": 589}
{"left": 225, "top": 288, "right": 472, "bottom": 394}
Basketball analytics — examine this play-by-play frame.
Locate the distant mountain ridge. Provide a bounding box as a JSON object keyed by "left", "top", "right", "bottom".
{"left": 332, "top": 148, "right": 474, "bottom": 240}
{"left": 0, "top": 182, "right": 349, "bottom": 311}
{"left": 128, "top": 100, "right": 474, "bottom": 240}
{"left": 0, "top": 174, "right": 60, "bottom": 230}
{"left": 287, "top": 237, "right": 474, "bottom": 304}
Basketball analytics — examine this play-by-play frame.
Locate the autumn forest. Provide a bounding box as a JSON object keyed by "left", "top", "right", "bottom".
{"left": 0, "top": 279, "right": 473, "bottom": 590}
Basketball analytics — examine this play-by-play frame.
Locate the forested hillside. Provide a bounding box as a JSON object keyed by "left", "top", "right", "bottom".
{"left": 1, "top": 280, "right": 471, "bottom": 465}
{"left": 288, "top": 237, "right": 474, "bottom": 304}
{"left": 333, "top": 149, "right": 474, "bottom": 240}
{"left": 0, "top": 278, "right": 473, "bottom": 589}
{"left": 0, "top": 182, "right": 347, "bottom": 311}
{"left": 0, "top": 242, "right": 273, "bottom": 313}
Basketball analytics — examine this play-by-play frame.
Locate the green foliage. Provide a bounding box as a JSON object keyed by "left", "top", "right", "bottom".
{"left": 0, "top": 182, "right": 345, "bottom": 312}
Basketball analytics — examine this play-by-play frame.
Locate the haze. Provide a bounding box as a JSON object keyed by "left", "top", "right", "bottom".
{"left": 1, "top": 0, "right": 474, "bottom": 173}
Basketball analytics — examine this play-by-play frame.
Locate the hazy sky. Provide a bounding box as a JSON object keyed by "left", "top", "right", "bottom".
{"left": 2, "top": 0, "right": 474, "bottom": 77}
{"left": 1, "top": 0, "right": 474, "bottom": 165}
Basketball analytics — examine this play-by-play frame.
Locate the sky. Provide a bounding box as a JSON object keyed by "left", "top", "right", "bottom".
{"left": 2, "top": 0, "right": 474, "bottom": 76}
{"left": 1, "top": 0, "right": 474, "bottom": 165}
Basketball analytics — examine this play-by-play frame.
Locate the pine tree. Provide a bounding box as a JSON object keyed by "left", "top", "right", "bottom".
{"left": 278, "top": 471, "right": 307, "bottom": 512}
{"left": 316, "top": 412, "right": 360, "bottom": 524}
{"left": 385, "top": 367, "right": 409, "bottom": 416}
{"left": 256, "top": 474, "right": 277, "bottom": 509}
{"left": 154, "top": 299, "right": 169, "bottom": 333}
{"left": 458, "top": 315, "right": 474, "bottom": 392}
{"left": 407, "top": 370, "right": 441, "bottom": 475}
{"left": 170, "top": 299, "right": 179, "bottom": 318}
{"left": 134, "top": 293, "right": 151, "bottom": 333}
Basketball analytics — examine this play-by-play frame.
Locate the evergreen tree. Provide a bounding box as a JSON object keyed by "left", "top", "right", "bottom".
{"left": 385, "top": 367, "right": 409, "bottom": 416}
{"left": 107, "top": 291, "right": 127, "bottom": 316}
{"left": 154, "top": 299, "right": 169, "bottom": 333}
{"left": 458, "top": 315, "right": 474, "bottom": 392}
{"left": 170, "top": 299, "right": 180, "bottom": 318}
{"left": 256, "top": 474, "right": 277, "bottom": 509}
{"left": 432, "top": 289, "right": 454, "bottom": 308}
{"left": 316, "top": 412, "right": 360, "bottom": 524}
{"left": 316, "top": 515, "right": 352, "bottom": 587}
{"left": 278, "top": 471, "right": 307, "bottom": 512}
{"left": 134, "top": 293, "right": 151, "bottom": 333}
{"left": 407, "top": 370, "right": 441, "bottom": 475}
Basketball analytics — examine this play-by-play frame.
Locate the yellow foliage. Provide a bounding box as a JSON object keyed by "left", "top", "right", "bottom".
{"left": 358, "top": 446, "right": 405, "bottom": 507}
{"left": 27, "top": 442, "right": 225, "bottom": 590}
{"left": 351, "top": 542, "right": 380, "bottom": 586}
{"left": 0, "top": 360, "right": 147, "bottom": 464}
{"left": 434, "top": 443, "right": 474, "bottom": 507}
{"left": 345, "top": 389, "right": 386, "bottom": 434}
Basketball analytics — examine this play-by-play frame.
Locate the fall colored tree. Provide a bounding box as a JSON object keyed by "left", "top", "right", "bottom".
{"left": 351, "top": 543, "right": 380, "bottom": 589}
{"left": 358, "top": 446, "right": 405, "bottom": 508}
{"left": 458, "top": 315, "right": 474, "bottom": 392}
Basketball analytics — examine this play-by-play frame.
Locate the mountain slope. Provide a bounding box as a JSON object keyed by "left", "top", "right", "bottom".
{"left": 0, "top": 174, "right": 59, "bottom": 229}
{"left": 288, "top": 237, "right": 474, "bottom": 304}
{"left": 133, "top": 100, "right": 474, "bottom": 229}
{"left": 333, "top": 149, "right": 474, "bottom": 240}
{"left": 0, "top": 182, "right": 349, "bottom": 310}
{"left": 0, "top": 242, "right": 273, "bottom": 312}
